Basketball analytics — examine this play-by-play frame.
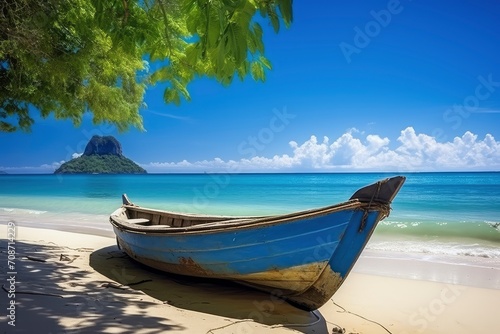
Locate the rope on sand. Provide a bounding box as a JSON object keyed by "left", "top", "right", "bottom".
{"left": 332, "top": 301, "right": 393, "bottom": 334}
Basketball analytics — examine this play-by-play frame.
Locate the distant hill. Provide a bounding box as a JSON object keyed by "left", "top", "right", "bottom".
{"left": 0, "top": 171, "right": 7, "bottom": 174}
{"left": 54, "top": 136, "right": 146, "bottom": 174}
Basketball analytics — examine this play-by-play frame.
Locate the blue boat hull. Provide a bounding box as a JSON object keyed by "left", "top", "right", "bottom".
{"left": 111, "top": 176, "right": 405, "bottom": 310}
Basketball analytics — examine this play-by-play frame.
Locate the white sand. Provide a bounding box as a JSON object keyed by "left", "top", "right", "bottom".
{"left": 1, "top": 226, "right": 499, "bottom": 333}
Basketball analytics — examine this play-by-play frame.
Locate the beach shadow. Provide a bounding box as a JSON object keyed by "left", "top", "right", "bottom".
{"left": 0, "top": 240, "right": 185, "bottom": 334}
{"left": 90, "top": 245, "right": 329, "bottom": 333}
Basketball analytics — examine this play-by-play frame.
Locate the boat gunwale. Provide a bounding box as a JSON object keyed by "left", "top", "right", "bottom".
{"left": 109, "top": 199, "right": 390, "bottom": 235}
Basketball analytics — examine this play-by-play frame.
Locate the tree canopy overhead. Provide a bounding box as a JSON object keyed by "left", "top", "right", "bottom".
{"left": 0, "top": 0, "right": 293, "bottom": 132}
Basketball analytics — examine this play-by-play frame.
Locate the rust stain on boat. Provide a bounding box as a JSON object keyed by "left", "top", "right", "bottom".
{"left": 285, "top": 264, "right": 344, "bottom": 311}
{"left": 225, "top": 262, "right": 328, "bottom": 293}
{"left": 177, "top": 256, "right": 210, "bottom": 276}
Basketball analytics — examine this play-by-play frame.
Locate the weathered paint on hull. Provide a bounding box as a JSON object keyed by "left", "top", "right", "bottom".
{"left": 111, "top": 176, "right": 406, "bottom": 311}
{"left": 119, "top": 240, "right": 330, "bottom": 293}
{"left": 114, "top": 208, "right": 381, "bottom": 310}
{"left": 284, "top": 210, "right": 382, "bottom": 310}
{"left": 114, "top": 209, "right": 354, "bottom": 293}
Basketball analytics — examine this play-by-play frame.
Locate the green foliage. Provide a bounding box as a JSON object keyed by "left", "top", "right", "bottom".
{"left": 0, "top": 0, "right": 293, "bottom": 132}
{"left": 54, "top": 154, "right": 147, "bottom": 174}
{"left": 1, "top": 0, "right": 147, "bottom": 132}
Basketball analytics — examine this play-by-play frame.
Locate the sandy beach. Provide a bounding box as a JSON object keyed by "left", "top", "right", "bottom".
{"left": 1, "top": 225, "right": 500, "bottom": 334}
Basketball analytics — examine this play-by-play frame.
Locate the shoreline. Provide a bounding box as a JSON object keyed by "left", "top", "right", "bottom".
{"left": 4, "top": 209, "right": 499, "bottom": 287}
{"left": 1, "top": 225, "right": 499, "bottom": 333}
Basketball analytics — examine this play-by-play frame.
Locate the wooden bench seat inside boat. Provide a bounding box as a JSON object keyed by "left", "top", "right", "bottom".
{"left": 126, "top": 218, "right": 151, "bottom": 225}
{"left": 114, "top": 217, "right": 153, "bottom": 226}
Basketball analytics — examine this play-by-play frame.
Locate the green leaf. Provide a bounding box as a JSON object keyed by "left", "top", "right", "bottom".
{"left": 259, "top": 55, "right": 272, "bottom": 70}
{"left": 226, "top": 22, "right": 247, "bottom": 65}
{"left": 207, "top": 6, "right": 221, "bottom": 46}
{"left": 268, "top": 9, "right": 280, "bottom": 33}
{"left": 164, "top": 87, "right": 181, "bottom": 105}
{"left": 172, "top": 78, "right": 191, "bottom": 102}
{"left": 250, "top": 62, "right": 265, "bottom": 82}
{"left": 277, "top": 0, "right": 293, "bottom": 28}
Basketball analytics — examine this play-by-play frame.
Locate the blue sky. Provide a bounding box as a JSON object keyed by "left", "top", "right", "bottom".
{"left": 1, "top": 0, "right": 500, "bottom": 173}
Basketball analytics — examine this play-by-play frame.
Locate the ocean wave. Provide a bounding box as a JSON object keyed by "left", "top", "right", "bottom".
{"left": 1, "top": 207, "right": 48, "bottom": 215}
{"left": 28, "top": 210, "right": 48, "bottom": 214}
{"left": 367, "top": 240, "right": 500, "bottom": 259}
{"left": 376, "top": 220, "right": 500, "bottom": 243}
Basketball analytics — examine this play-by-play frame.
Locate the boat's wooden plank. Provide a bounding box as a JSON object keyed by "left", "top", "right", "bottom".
{"left": 114, "top": 217, "right": 150, "bottom": 225}
{"left": 123, "top": 205, "right": 235, "bottom": 221}
{"left": 152, "top": 215, "right": 161, "bottom": 225}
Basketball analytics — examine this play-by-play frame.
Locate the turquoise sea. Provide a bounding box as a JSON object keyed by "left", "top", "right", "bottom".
{"left": 1, "top": 172, "right": 499, "bottom": 259}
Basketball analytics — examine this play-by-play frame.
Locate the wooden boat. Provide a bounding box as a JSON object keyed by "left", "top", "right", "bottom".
{"left": 110, "top": 176, "right": 405, "bottom": 311}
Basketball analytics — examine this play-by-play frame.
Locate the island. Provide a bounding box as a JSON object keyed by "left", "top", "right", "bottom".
{"left": 54, "top": 135, "right": 147, "bottom": 174}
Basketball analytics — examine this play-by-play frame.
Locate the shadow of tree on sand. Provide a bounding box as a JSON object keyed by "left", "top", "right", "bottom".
{"left": 0, "top": 240, "right": 185, "bottom": 334}
{"left": 90, "top": 245, "right": 329, "bottom": 333}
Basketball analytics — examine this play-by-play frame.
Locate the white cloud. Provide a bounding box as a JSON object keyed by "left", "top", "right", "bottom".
{"left": 143, "top": 127, "right": 500, "bottom": 173}
{"left": 1, "top": 161, "right": 64, "bottom": 174}
{"left": 2, "top": 152, "right": 85, "bottom": 173}
{"left": 3, "top": 127, "right": 499, "bottom": 173}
